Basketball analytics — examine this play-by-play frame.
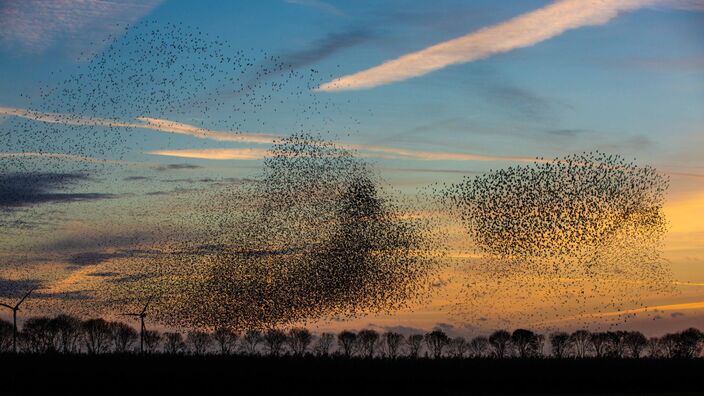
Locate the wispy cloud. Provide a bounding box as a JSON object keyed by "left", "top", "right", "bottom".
{"left": 0, "top": 107, "right": 277, "bottom": 144}
{"left": 317, "top": 0, "right": 693, "bottom": 91}
{"left": 147, "top": 145, "right": 540, "bottom": 163}
{"left": 135, "top": 117, "right": 277, "bottom": 144}
{"left": 147, "top": 148, "right": 270, "bottom": 160}
{"left": 0, "top": 0, "right": 161, "bottom": 56}
{"left": 4, "top": 106, "right": 542, "bottom": 163}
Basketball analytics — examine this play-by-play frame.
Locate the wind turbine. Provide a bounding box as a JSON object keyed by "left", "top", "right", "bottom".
{"left": 122, "top": 296, "right": 153, "bottom": 354}
{"left": 0, "top": 287, "right": 36, "bottom": 353}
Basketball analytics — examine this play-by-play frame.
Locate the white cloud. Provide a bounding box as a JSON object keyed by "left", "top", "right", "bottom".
{"left": 317, "top": 0, "right": 699, "bottom": 91}
{"left": 0, "top": 0, "right": 161, "bottom": 56}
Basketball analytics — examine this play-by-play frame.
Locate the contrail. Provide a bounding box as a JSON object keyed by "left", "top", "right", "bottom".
{"left": 317, "top": 0, "right": 694, "bottom": 91}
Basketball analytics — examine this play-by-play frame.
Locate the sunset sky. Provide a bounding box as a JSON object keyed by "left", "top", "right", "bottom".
{"left": 1, "top": 0, "right": 704, "bottom": 336}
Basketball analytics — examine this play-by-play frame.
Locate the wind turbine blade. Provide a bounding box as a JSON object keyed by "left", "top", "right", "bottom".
{"left": 141, "top": 296, "right": 154, "bottom": 315}
{"left": 16, "top": 287, "right": 36, "bottom": 308}
{"left": 0, "top": 302, "right": 13, "bottom": 309}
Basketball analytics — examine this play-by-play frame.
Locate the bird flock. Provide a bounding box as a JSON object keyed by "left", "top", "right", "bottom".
{"left": 0, "top": 20, "right": 675, "bottom": 332}
{"left": 440, "top": 152, "right": 672, "bottom": 328}
{"left": 87, "top": 135, "right": 441, "bottom": 330}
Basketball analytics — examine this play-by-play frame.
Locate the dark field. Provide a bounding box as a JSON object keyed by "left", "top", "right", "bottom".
{"left": 1, "top": 355, "right": 702, "bottom": 395}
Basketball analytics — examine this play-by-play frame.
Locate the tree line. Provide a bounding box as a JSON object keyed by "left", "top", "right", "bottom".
{"left": 1, "top": 315, "right": 702, "bottom": 358}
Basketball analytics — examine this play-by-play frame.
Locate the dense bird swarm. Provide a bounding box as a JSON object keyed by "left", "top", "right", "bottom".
{"left": 0, "top": 20, "right": 677, "bottom": 332}
{"left": 88, "top": 135, "right": 441, "bottom": 330}
{"left": 440, "top": 152, "right": 673, "bottom": 328}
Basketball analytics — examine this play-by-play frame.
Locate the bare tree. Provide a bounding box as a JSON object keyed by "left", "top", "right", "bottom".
{"left": 241, "top": 329, "right": 262, "bottom": 355}
{"left": 406, "top": 334, "right": 424, "bottom": 358}
{"left": 607, "top": 331, "right": 628, "bottom": 358}
{"left": 110, "top": 321, "right": 137, "bottom": 353}
{"left": 590, "top": 332, "right": 610, "bottom": 358}
{"left": 52, "top": 315, "right": 82, "bottom": 353}
{"left": 468, "top": 336, "right": 489, "bottom": 357}
{"left": 447, "top": 337, "right": 468, "bottom": 358}
{"left": 313, "top": 332, "right": 335, "bottom": 356}
{"left": 570, "top": 330, "right": 591, "bottom": 358}
{"left": 163, "top": 332, "right": 186, "bottom": 354}
{"left": 82, "top": 318, "right": 113, "bottom": 354}
{"left": 489, "top": 330, "right": 511, "bottom": 358}
{"left": 187, "top": 331, "right": 212, "bottom": 355}
{"left": 357, "top": 329, "right": 380, "bottom": 358}
{"left": 660, "top": 333, "right": 678, "bottom": 358}
{"left": 337, "top": 331, "right": 357, "bottom": 358}
{"left": 425, "top": 330, "right": 450, "bottom": 359}
{"left": 674, "top": 328, "right": 704, "bottom": 358}
{"left": 549, "top": 332, "right": 572, "bottom": 358}
{"left": 22, "top": 316, "right": 56, "bottom": 353}
{"left": 287, "top": 328, "right": 313, "bottom": 356}
{"left": 382, "top": 332, "right": 404, "bottom": 359}
{"left": 212, "top": 327, "right": 238, "bottom": 355}
{"left": 645, "top": 337, "right": 662, "bottom": 358}
{"left": 624, "top": 331, "right": 647, "bottom": 358}
{"left": 0, "top": 318, "right": 12, "bottom": 352}
{"left": 143, "top": 330, "right": 161, "bottom": 354}
{"left": 263, "top": 329, "right": 287, "bottom": 357}
{"left": 511, "top": 329, "right": 542, "bottom": 358}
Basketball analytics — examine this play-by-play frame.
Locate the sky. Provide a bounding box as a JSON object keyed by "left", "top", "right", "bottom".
{"left": 1, "top": 0, "right": 704, "bottom": 336}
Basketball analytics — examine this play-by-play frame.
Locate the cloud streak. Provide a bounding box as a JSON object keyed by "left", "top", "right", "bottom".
{"left": 0, "top": 107, "right": 278, "bottom": 144}
{"left": 317, "top": 0, "right": 688, "bottom": 91}
{"left": 5, "top": 106, "right": 542, "bottom": 163}
{"left": 147, "top": 148, "right": 270, "bottom": 160}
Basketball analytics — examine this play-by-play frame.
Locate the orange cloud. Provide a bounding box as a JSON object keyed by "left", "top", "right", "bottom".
{"left": 146, "top": 148, "right": 269, "bottom": 160}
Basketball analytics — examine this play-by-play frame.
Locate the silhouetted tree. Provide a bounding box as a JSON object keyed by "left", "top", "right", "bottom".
{"left": 382, "top": 331, "right": 404, "bottom": 359}
{"left": 357, "top": 329, "right": 380, "bottom": 358}
{"left": 570, "top": 330, "right": 591, "bottom": 358}
{"left": 22, "top": 316, "right": 55, "bottom": 353}
{"left": 660, "top": 333, "right": 678, "bottom": 358}
{"left": 406, "top": 334, "right": 424, "bottom": 358}
{"left": 624, "top": 331, "right": 647, "bottom": 358}
{"left": 0, "top": 318, "right": 12, "bottom": 352}
{"left": 425, "top": 330, "right": 450, "bottom": 359}
{"left": 511, "top": 329, "right": 542, "bottom": 358}
{"left": 590, "top": 332, "right": 610, "bottom": 358}
{"left": 607, "top": 331, "right": 628, "bottom": 358}
{"left": 263, "top": 329, "right": 287, "bottom": 356}
{"left": 550, "top": 332, "right": 572, "bottom": 358}
{"left": 468, "top": 336, "right": 489, "bottom": 357}
{"left": 241, "top": 329, "right": 262, "bottom": 355}
{"left": 52, "top": 315, "right": 82, "bottom": 353}
{"left": 489, "top": 330, "right": 511, "bottom": 358}
{"left": 448, "top": 337, "right": 468, "bottom": 358}
{"left": 82, "top": 318, "right": 112, "bottom": 354}
{"left": 313, "top": 332, "right": 335, "bottom": 356}
{"left": 187, "top": 331, "right": 212, "bottom": 355}
{"left": 110, "top": 321, "right": 137, "bottom": 353}
{"left": 143, "top": 330, "right": 161, "bottom": 354}
{"left": 163, "top": 332, "right": 186, "bottom": 354}
{"left": 287, "top": 328, "right": 313, "bottom": 356}
{"left": 645, "top": 337, "right": 662, "bottom": 358}
{"left": 673, "top": 328, "right": 704, "bottom": 358}
{"left": 212, "top": 327, "right": 238, "bottom": 355}
{"left": 337, "top": 331, "right": 357, "bottom": 358}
